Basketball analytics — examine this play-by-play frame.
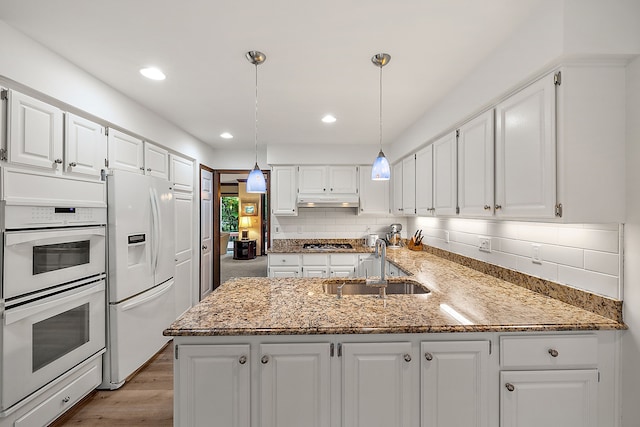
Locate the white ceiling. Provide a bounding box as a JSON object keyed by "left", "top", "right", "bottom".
{"left": 0, "top": 0, "right": 544, "bottom": 150}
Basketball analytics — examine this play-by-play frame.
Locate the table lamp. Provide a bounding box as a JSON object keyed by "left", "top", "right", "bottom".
{"left": 239, "top": 216, "right": 252, "bottom": 240}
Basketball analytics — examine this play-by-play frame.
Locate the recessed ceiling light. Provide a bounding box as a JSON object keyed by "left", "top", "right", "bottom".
{"left": 220, "top": 132, "right": 233, "bottom": 139}
{"left": 322, "top": 114, "right": 337, "bottom": 123}
{"left": 139, "top": 67, "right": 166, "bottom": 81}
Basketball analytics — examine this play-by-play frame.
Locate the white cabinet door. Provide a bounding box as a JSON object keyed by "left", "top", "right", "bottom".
{"left": 500, "top": 370, "right": 597, "bottom": 427}
{"left": 200, "top": 169, "right": 213, "bottom": 298}
{"left": 458, "top": 110, "right": 494, "bottom": 217}
{"left": 272, "top": 166, "right": 297, "bottom": 216}
{"left": 358, "top": 165, "right": 389, "bottom": 215}
{"left": 7, "top": 90, "right": 63, "bottom": 170}
{"left": 170, "top": 154, "right": 194, "bottom": 192}
{"left": 177, "top": 345, "right": 250, "bottom": 427}
{"left": 64, "top": 113, "right": 107, "bottom": 179}
{"left": 421, "top": 341, "right": 489, "bottom": 427}
{"left": 144, "top": 142, "right": 169, "bottom": 179}
{"left": 392, "top": 162, "right": 403, "bottom": 215}
{"left": 330, "top": 267, "right": 355, "bottom": 278}
{"left": 495, "top": 74, "right": 556, "bottom": 219}
{"left": 298, "top": 166, "right": 327, "bottom": 194}
{"left": 433, "top": 132, "right": 457, "bottom": 216}
{"left": 357, "top": 254, "right": 381, "bottom": 278}
{"left": 107, "top": 129, "right": 144, "bottom": 174}
{"left": 342, "top": 342, "right": 414, "bottom": 427}
{"left": 175, "top": 191, "right": 194, "bottom": 317}
{"left": 302, "top": 254, "right": 328, "bottom": 278}
{"left": 303, "top": 267, "right": 328, "bottom": 278}
{"left": 415, "top": 145, "right": 434, "bottom": 216}
{"left": 269, "top": 267, "right": 301, "bottom": 278}
{"left": 402, "top": 155, "right": 416, "bottom": 215}
{"left": 328, "top": 166, "right": 358, "bottom": 194}
{"left": 260, "top": 343, "right": 331, "bottom": 427}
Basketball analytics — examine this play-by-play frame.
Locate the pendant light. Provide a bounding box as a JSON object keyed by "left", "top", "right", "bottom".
{"left": 245, "top": 50, "right": 267, "bottom": 193}
{"left": 370, "top": 53, "right": 391, "bottom": 181}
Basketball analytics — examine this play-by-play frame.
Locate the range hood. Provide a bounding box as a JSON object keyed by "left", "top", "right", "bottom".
{"left": 297, "top": 193, "right": 360, "bottom": 208}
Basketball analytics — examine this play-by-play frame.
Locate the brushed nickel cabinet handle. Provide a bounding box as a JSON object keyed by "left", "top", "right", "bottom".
{"left": 424, "top": 352, "right": 433, "bottom": 361}
{"left": 62, "top": 396, "right": 71, "bottom": 403}
{"left": 69, "top": 162, "right": 77, "bottom": 167}
{"left": 261, "top": 355, "right": 270, "bottom": 364}
{"left": 505, "top": 383, "right": 515, "bottom": 392}
{"left": 403, "top": 354, "right": 412, "bottom": 362}
{"left": 484, "top": 205, "right": 491, "bottom": 210}
{"left": 495, "top": 204, "right": 502, "bottom": 210}
{"left": 54, "top": 158, "right": 63, "bottom": 164}
{"left": 548, "top": 348, "right": 559, "bottom": 357}
{"left": 239, "top": 355, "right": 247, "bottom": 365}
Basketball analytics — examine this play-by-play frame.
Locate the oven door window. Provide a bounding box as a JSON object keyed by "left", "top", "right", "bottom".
{"left": 32, "top": 240, "right": 90, "bottom": 275}
{"left": 32, "top": 302, "right": 90, "bottom": 372}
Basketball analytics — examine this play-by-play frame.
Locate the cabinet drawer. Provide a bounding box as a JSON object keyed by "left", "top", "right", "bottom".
{"left": 500, "top": 335, "right": 598, "bottom": 369}
{"left": 302, "top": 254, "right": 328, "bottom": 266}
{"left": 329, "top": 253, "right": 357, "bottom": 266}
{"left": 269, "top": 254, "right": 300, "bottom": 266}
{"left": 15, "top": 363, "right": 101, "bottom": 427}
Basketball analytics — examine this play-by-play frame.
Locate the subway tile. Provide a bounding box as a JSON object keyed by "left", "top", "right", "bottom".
{"left": 584, "top": 250, "right": 619, "bottom": 276}
{"left": 498, "top": 239, "right": 530, "bottom": 257}
{"left": 558, "top": 228, "right": 619, "bottom": 253}
{"left": 542, "top": 245, "right": 584, "bottom": 268}
{"left": 516, "top": 224, "right": 559, "bottom": 245}
{"left": 487, "top": 221, "right": 521, "bottom": 239}
{"left": 448, "top": 218, "right": 488, "bottom": 234}
{"left": 558, "top": 265, "right": 620, "bottom": 299}
{"left": 490, "top": 251, "right": 519, "bottom": 270}
{"left": 515, "top": 256, "right": 559, "bottom": 282}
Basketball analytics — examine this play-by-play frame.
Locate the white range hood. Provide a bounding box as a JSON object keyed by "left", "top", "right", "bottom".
{"left": 297, "top": 193, "right": 359, "bottom": 208}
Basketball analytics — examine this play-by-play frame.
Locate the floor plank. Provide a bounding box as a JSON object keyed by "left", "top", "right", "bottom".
{"left": 52, "top": 342, "right": 174, "bottom": 426}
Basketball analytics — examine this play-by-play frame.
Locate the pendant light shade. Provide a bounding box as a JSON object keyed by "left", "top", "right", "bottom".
{"left": 245, "top": 50, "right": 267, "bottom": 193}
{"left": 370, "top": 53, "right": 391, "bottom": 181}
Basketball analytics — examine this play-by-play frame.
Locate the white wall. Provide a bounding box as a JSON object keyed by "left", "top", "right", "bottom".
{"left": 621, "top": 55, "right": 640, "bottom": 427}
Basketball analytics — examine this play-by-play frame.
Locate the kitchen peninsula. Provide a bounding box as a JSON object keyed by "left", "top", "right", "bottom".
{"left": 165, "top": 247, "right": 625, "bottom": 427}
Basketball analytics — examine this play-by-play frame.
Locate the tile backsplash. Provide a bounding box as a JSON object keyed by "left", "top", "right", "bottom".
{"left": 409, "top": 217, "right": 623, "bottom": 300}
{"left": 271, "top": 208, "right": 406, "bottom": 241}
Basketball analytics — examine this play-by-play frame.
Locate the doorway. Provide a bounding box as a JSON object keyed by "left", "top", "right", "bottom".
{"left": 200, "top": 167, "right": 270, "bottom": 296}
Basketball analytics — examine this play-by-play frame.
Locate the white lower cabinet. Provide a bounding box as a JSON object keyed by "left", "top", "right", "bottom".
{"left": 271, "top": 254, "right": 358, "bottom": 278}
{"left": 500, "top": 370, "right": 597, "bottom": 427}
{"left": 259, "top": 343, "right": 331, "bottom": 427}
{"left": 421, "top": 341, "right": 489, "bottom": 427}
{"left": 176, "top": 344, "right": 250, "bottom": 427}
{"left": 268, "top": 254, "right": 301, "bottom": 278}
{"left": 342, "top": 342, "right": 414, "bottom": 427}
{"left": 357, "top": 253, "right": 381, "bottom": 278}
{"left": 302, "top": 254, "right": 329, "bottom": 278}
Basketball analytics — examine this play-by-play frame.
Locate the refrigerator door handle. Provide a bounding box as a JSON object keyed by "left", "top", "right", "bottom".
{"left": 150, "top": 187, "right": 161, "bottom": 274}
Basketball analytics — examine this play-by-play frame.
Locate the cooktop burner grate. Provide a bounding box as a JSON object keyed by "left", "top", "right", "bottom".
{"left": 303, "top": 243, "right": 354, "bottom": 250}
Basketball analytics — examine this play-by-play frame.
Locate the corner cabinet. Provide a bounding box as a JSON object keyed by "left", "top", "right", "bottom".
{"left": 271, "top": 166, "right": 297, "bottom": 216}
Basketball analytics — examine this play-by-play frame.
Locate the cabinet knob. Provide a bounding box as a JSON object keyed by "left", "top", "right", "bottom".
{"left": 54, "top": 158, "right": 63, "bottom": 164}
{"left": 147, "top": 167, "right": 152, "bottom": 172}
{"left": 68, "top": 162, "right": 77, "bottom": 168}
{"left": 548, "top": 348, "right": 559, "bottom": 357}
{"left": 202, "top": 245, "right": 207, "bottom": 250}
{"left": 505, "top": 383, "right": 515, "bottom": 392}
{"left": 495, "top": 204, "right": 502, "bottom": 210}
{"left": 140, "top": 167, "right": 145, "bottom": 171}
{"left": 424, "top": 352, "right": 433, "bottom": 361}
{"left": 238, "top": 355, "right": 247, "bottom": 365}
{"left": 323, "top": 188, "right": 326, "bottom": 192}
{"left": 330, "top": 188, "right": 333, "bottom": 192}
{"left": 403, "top": 353, "right": 412, "bottom": 363}
{"left": 261, "top": 355, "right": 270, "bottom": 364}
{"left": 483, "top": 205, "right": 491, "bottom": 210}
{"left": 62, "top": 396, "right": 71, "bottom": 404}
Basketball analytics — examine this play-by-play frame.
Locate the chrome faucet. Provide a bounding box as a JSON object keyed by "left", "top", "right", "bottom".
{"left": 366, "top": 238, "right": 388, "bottom": 297}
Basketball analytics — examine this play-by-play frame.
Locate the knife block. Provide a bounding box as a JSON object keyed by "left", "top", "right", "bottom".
{"left": 407, "top": 238, "right": 423, "bottom": 251}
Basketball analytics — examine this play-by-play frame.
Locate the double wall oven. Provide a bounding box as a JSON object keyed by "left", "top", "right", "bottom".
{"left": 1, "top": 204, "right": 107, "bottom": 412}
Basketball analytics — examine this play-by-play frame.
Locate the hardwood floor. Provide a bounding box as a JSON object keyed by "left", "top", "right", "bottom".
{"left": 52, "top": 342, "right": 174, "bottom": 426}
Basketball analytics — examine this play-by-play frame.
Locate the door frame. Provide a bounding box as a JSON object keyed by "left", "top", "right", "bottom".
{"left": 207, "top": 168, "right": 270, "bottom": 290}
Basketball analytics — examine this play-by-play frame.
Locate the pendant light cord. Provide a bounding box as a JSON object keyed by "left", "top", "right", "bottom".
{"left": 379, "top": 63, "right": 383, "bottom": 152}
{"left": 254, "top": 62, "right": 259, "bottom": 165}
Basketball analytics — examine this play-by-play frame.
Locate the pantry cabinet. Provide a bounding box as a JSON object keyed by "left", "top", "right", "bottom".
{"left": 421, "top": 341, "right": 489, "bottom": 427}
{"left": 342, "top": 342, "right": 414, "bottom": 427}
{"left": 5, "top": 90, "right": 64, "bottom": 171}
{"left": 176, "top": 344, "right": 250, "bottom": 427}
{"left": 415, "top": 145, "right": 434, "bottom": 216}
{"left": 358, "top": 165, "right": 390, "bottom": 215}
{"left": 271, "top": 166, "right": 297, "bottom": 216}
{"left": 433, "top": 131, "right": 457, "bottom": 216}
{"left": 259, "top": 343, "right": 331, "bottom": 427}
{"left": 495, "top": 73, "right": 556, "bottom": 219}
{"left": 457, "top": 110, "right": 494, "bottom": 217}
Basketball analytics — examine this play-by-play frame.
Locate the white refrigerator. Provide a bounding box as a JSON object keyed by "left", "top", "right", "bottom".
{"left": 102, "top": 169, "right": 176, "bottom": 389}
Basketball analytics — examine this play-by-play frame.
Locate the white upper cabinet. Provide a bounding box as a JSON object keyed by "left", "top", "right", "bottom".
{"left": 6, "top": 90, "right": 64, "bottom": 171}
{"left": 170, "top": 153, "right": 194, "bottom": 193}
{"left": 433, "top": 131, "right": 458, "bottom": 216}
{"left": 495, "top": 74, "right": 556, "bottom": 219}
{"left": 65, "top": 113, "right": 107, "bottom": 179}
{"left": 402, "top": 155, "right": 416, "bottom": 216}
{"left": 271, "top": 166, "right": 298, "bottom": 216}
{"left": 392, "top": 161, "right": 403, "bottom": 216}
{"left": 415, "top": 145, "right": 434, "bottom": 216}
{"left": 458, "top": 110, "right": 494, "bottom": 217}
{"left": 107, "top": 128, "right": 144, "bottom": 174}
{"left": 358, "top": 165, "right": 389, "bottom": 216}
{"left": 143, "top": 142, "right": 169, "bottom": 179}
{"left": 298, "top": 165, "right": 357, "bottom": 194}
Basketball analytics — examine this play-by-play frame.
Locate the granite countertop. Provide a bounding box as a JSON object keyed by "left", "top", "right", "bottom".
{"left": 165, "top": 248, "right": 625, "bottom": 337}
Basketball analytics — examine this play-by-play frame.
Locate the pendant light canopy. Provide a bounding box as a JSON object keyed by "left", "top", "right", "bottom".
{"left": 245, "top": 50, "right": 267, "bottom": 193}
{"left": 371, "top": 53, "right": 391, "bottom": 181}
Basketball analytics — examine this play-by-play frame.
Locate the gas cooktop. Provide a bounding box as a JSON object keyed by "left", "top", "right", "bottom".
{"left": 302, "top": 243, "right": 354, "bottom": 251}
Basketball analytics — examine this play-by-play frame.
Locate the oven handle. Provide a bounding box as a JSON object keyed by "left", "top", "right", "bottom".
{"left": 120, "top": 280, "right": 173, "bottom": 312}
{"left": 5, "top": 227, "right": 106, "bottom": 247}
{"left": 4, "top": 281, "right": 105, "bottom": 325}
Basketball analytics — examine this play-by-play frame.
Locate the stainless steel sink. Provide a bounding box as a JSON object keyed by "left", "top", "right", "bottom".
{"left": 323, "top": 280, "right": 430, "bottom": 296}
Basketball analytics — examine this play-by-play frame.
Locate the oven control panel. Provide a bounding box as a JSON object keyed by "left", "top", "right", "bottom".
{"left": 4, "top": 206, "right": 107, "bottom": 228}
